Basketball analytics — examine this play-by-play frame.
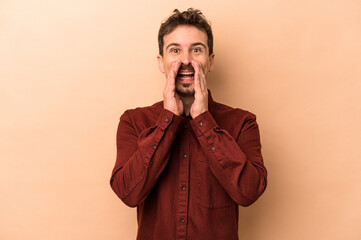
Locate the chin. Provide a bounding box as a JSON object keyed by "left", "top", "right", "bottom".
{"left": 176, "top": 87, "right": 195, "bottom": 97}
{"left": 175, "top": 82, "right": 194, "bottom": 97}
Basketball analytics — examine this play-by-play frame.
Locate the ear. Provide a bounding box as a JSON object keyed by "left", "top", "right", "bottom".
{"left": 208, "top": 53, "right": 215, "bottom": 72}
{"left": 157, "top": 55, "right": 165, "bottom": 73}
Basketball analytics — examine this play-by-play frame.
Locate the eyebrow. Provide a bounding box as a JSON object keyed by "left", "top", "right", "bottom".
{"left": 165, "top": 42, "right": 207, "bottom": 51}
{"left": 191, "top": 42, "right": 207, "bottom": 49}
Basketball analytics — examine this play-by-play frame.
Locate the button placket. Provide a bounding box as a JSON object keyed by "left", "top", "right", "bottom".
{"left": 176, "top": 127, "right": 190, "bottom": 236}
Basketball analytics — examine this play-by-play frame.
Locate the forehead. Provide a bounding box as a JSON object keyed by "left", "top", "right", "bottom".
{"left": 164, "top": 25, "right": 208, "bottom": 47}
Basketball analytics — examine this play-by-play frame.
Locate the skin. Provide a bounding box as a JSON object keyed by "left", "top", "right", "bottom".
{"left": 157, "top": 25, "right": 215, "bottom": 118}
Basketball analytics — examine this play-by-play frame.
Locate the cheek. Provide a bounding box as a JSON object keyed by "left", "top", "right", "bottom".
{"left": 164, "top": 54, "right": 179, "bottom": 62}
{"left": 193, "top": 55, "right": 208, "bottom": 67}
{"left": 163, "top": 61, "right": 175, "bottom": 77}
{"left": 163, "top": 59, "right": 172, "bottom": 71}
{"left": 198, "top": 59, "right": 210, "bottom": 72}
{"left": 164, "top": 58, "right": 180, "bottom": 71}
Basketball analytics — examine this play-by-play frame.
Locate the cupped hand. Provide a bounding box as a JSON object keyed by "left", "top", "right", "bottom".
{"left": 163, "top": 61, "right": 184, "bottom": 116}
{"left": 190, "top": 60, "right": 208, "bottom": 118}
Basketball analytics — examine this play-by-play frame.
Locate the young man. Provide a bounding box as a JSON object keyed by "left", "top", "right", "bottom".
{"left": 110, "top": 8, "right": 267, "bottom": 240}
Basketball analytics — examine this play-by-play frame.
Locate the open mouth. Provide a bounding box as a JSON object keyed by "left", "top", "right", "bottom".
{"left": 177, "top": 70, "right": 195, "bottom": 81}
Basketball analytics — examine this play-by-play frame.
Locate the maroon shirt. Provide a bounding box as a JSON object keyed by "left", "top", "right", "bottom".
{"left": 110, "top": 91, "right": 267, "bottom": 240}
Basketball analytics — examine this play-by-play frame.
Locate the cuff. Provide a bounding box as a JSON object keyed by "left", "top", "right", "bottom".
{"left": 156, "top": 109, "right": 184, "bottom": 131}
{"left": 189, "top": 111, "right": 218, "bottom": 137}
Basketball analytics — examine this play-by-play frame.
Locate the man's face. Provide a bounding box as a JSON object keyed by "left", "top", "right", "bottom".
{"left": 157, "top": 25, "right": 215, "bottom": 97}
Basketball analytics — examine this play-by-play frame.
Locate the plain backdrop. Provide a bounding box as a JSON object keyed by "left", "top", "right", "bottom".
{"left": 1, "top": 0, "right": 360, "bottom": 239}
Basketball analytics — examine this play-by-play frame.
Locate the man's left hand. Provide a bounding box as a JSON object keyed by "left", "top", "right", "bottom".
{"left": 190, "top": 60, "right": 208, "bottom": 118}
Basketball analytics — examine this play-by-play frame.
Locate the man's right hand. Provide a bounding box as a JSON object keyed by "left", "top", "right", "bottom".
{"left": 163, "top": 61, "right": 183, "bottom": 116}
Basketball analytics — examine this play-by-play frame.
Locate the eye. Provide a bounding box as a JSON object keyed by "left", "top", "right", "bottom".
{"left": 192, "top": 48, "right": 202, "bottom": 53}
{"left": 170, "top": 48, "right": 180, "bottom": 53}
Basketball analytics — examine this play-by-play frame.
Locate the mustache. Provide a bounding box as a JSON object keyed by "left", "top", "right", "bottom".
{"left": 178, "top": 64, "right": 194, "bottom": 71}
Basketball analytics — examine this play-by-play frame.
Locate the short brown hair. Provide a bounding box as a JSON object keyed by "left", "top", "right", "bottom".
{"left": 158, "top": 8, "right": 213, "bottom": 56}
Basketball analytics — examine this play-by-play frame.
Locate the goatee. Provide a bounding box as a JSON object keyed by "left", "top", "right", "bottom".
{"left": 176, "top": 83, "right": 195, "bottom": 97}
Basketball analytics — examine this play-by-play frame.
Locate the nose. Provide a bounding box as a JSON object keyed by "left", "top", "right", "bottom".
{"left": 180, "top": 51, "right": 192, "bottom": 65}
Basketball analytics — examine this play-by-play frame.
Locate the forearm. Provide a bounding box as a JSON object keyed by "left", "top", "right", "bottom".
{"left": 190, "top": 111, "right": 267, "bottom": 206}
{"left": 110, "top": 109, "right": 183, "bottom": 207}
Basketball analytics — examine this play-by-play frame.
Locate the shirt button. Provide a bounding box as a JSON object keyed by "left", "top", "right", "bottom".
{"left": 165, "top": 118, "right": 170, "bottom": 123}
{"left": 198, "top": 122, "right": 203, "bottom": 127}
{"left": 181, "top": 185, "right": 186, "bottom": 190}
{"left": 212, "top": 146, "right": 216, "bottom": 151}
{"left": 179, "top": 217, "right": 185, "bottom": 223}
{"left": 184, "top": 124, "right": 188, "bottom": 129}
{"left": 183, "top": 154, "right": 187, "bottom": 158}
{"left": 152, "top": 144, "right": 157, "bottom": 149}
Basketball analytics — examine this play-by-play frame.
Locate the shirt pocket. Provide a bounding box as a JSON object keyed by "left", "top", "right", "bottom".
{"left": 197, "top": 159, "right": 233, "bottom": 209}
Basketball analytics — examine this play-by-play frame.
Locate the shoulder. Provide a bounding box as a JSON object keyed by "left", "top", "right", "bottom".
{"left": 122, "top": 101, "right": 162, "bottom": 117}
{"left": 119, "top": 101, "right": 163, "bottom": 131}
{"left": 210, "top": 101, "right": 258, "bottom": 138}
{"left": 211, "top": 101, "right": 256, "bottom": 123}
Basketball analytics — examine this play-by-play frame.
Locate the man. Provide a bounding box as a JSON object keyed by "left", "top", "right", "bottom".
{"left": 110, "top": 8, "right": 267, "bottom": 240}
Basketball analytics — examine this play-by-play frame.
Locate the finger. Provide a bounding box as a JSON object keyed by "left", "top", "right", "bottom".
{"left": 166, "top": 61, "right": 179, "bottom": 82}
{"left": 171, "top": 61, "right": 181, "bottom": 77}
{"left": 165, "top": 61, "right": 181, "bottom": 91}
{"left": 192, "top": 60, "right": 206, "bottom": 93}
{"left": 197, "top": 62, "right": 207, "bottom": 92}
{"left": 191, "top": 61, "right": 201, "bottom": 94}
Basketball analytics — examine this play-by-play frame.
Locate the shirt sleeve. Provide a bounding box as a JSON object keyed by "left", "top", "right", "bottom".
{"left": 189, "top": 111, "right": 267, "bottom": 207}
{"left": 110, "top": 109, "right": 183, "bottom": 207}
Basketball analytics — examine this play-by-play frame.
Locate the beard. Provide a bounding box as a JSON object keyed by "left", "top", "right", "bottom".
{"left": 175, "top": 63, "right": 195, "bottom": 97}
{"left": 175, "top": 82, "right": 195, "bottom": 97}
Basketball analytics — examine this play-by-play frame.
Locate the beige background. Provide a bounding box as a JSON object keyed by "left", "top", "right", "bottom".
{"left": 1, "top": 0, "right": 360, "bottom": 239}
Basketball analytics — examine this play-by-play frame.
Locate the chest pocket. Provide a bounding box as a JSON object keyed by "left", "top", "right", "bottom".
{"left": 197, "top": 159, "right": 233, "bottom": 209}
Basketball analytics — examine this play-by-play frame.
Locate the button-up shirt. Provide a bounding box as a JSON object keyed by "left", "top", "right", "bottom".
{"left": 110, "top": 91, "right": 267, "bottom": 240}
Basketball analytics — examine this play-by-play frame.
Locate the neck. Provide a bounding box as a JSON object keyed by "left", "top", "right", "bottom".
{"left": 180, "top": 95, "right": 194, "bottom": 116}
